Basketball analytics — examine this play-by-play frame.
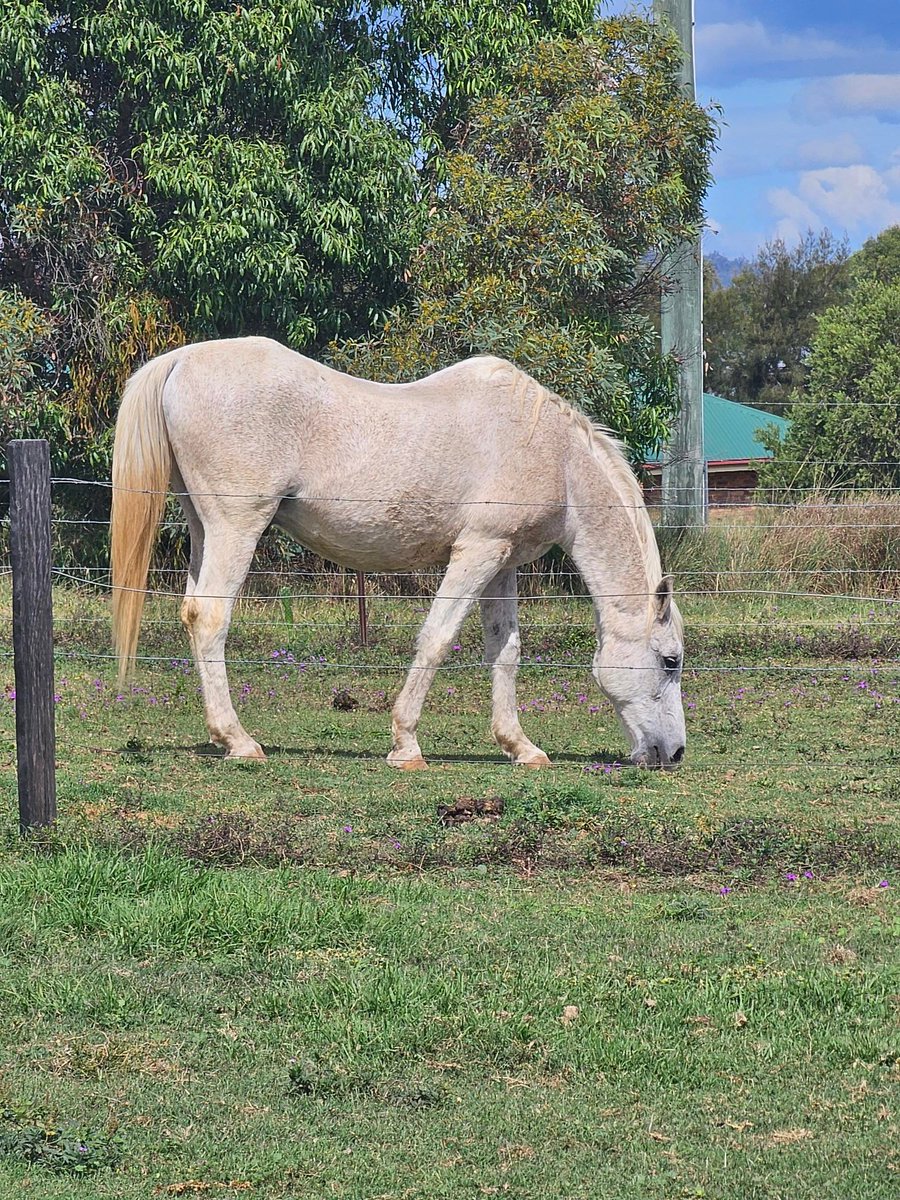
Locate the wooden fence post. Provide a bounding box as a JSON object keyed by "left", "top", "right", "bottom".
{"left": 8, "top": 440, "right": 57, "bottom": 832}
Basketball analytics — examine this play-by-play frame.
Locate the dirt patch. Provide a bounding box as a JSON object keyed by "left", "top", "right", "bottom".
{"left": 438, "top": 796, "right": 505, "bottom": 825}
{"left": 761, "top": 1127, "right": 814, "bottom": 1148}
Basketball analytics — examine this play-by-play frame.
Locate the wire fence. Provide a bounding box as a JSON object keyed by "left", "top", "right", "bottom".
{"left": 0, "top": 474, "right": 898, "bottom": 637}
{"left": 1, "top": 470, "right": 899, "bottom": 789}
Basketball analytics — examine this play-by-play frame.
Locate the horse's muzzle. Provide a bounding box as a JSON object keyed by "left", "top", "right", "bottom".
{"left": 632, "top": 744, "right": 685, "bottom": 770}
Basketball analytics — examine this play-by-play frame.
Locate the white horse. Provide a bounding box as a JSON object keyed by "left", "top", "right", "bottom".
{"left": 111, "top": 337, "right": 685, "bottom": 769}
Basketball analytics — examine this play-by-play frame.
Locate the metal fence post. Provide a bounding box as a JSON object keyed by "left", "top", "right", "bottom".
{"left": 8, "top": 440, "right": 57, "bottom": 832}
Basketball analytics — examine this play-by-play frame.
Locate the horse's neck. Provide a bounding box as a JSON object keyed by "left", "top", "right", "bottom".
{"left": 564, "top": 448, "right": 656, "bottom": 636}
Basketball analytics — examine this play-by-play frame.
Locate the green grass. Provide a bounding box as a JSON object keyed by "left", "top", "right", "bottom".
{"left": 0, "top": 853, "right": 896, "bottom": 1198}
{"left": 0, "top": 586, "right": 897, "bottom": 1197}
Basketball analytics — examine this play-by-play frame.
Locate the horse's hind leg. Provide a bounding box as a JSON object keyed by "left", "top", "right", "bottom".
{"left": 480, "top": 568, "right": 550, "bottom": 767}
{"left": 173, "top": 470, "right": 207, "bottom": 690}
{"left": 181, "top": 527, "right": 267, "bottom": 760}
{"left": 172, "top": 467, "right": 204, "bottom": 600}
{"left": 388, "top": 540, "right": 511, "bottom": 769}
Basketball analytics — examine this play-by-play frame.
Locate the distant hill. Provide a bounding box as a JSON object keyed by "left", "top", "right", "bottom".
{"left": 706, "top": 250, "right": 749, "bottom": 288}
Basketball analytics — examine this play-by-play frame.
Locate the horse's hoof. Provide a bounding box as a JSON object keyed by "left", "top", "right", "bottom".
{"left": 518, "top": 753, "right": 551, "bottom": 768}
{"left": 387, "top": 755, "right": 428, "bottom": 771}
{"left": 226, "top": 744, "right": 267, "bottom": 762}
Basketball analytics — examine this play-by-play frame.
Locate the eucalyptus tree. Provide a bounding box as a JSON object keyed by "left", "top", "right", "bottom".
{"left": 703, "top": 230, "right": 850, "bottom": 415}
{"left": 1, "top": 0, "right": 415, "bottom": 468}
{"left": 0, "top": 0, "right": 596, "bottom": 476}
{"left": 331, "top": 20, "right": 716, "bottom": 462}
{"left": 849, "top": 224, "right": 900, "bottom": 287}
{"left": 759, "top": 278, "right": 900, "bottom": 492}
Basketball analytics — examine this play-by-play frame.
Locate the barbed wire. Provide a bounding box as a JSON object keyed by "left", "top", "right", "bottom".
{"left": 0, "top": 472, "right": 896, "bottom": 507}
{"left": 2, "top": 567, "right": 899, "bottom": 636}
{"left": 1, "top": 477, "right": 898, "bottom": 778}
{"left": 8, "top": 564, "right": 900, "bottom": 579}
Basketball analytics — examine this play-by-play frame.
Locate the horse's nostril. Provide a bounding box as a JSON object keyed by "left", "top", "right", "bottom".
{"left": 671, "top": 745, "right": 685, "bottom": 764}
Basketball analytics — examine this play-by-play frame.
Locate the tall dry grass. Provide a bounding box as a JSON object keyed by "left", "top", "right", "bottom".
{"left": 660, "top": 495, "right": 900, "bottom": 597}
{"left": 9, "top": 495, "right": 898, "bottom": 603}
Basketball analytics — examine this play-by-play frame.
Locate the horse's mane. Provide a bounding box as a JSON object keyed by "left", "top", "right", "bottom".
{"left": 476, "top": 357, "right": 675, "bottom": 623}
{"left": 517, "top": 370, "right": 663, "bottom": 596}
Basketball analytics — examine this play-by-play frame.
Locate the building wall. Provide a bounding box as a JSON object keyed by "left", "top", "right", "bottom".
{"left": 707, "top": 468, "right": 759, "bottom": 508}
{"left": 642, "top": 466, "right": 760, "bottom": 508}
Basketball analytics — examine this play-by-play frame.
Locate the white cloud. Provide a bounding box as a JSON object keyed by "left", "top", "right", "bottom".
{"left": 699, "top": 21, "right": 844, "bottom": 72}
{"left": 769, "top": 165, "right": 900, "bottom": 244}
{"left": 797, "top": 74, "right": 900, "bottom": 123}
{"left": 767, "top": 188, "right": 821, "bottom": 247}
{"left": 697, "top": 21, "right": 900, "bottom": 86}
{"left": 793, "top": 134, "right": 865, "bottom": 169}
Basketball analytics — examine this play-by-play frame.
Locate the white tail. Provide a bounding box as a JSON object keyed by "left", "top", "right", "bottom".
{"left": 110, "top": 351, "right": 181, "bottom": 679}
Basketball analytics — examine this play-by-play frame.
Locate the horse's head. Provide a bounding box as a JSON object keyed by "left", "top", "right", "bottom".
{"left": 592, "top": 576, "right": 686, "bottom": 769}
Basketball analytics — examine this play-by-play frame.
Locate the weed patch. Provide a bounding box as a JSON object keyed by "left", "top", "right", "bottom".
{"left": 176, "top": 809, "right": 311, "bottom": 867}
{"left": 0, "top": 1108, "right": 121, "bottom": 1176}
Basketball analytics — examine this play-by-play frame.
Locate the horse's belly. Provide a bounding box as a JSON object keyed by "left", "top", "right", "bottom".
{"left": 273, "top": 499, "right": 455, "bottom": 571}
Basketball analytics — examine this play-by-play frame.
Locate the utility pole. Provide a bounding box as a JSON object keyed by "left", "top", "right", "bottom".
{"left": 654, "top": 0, "right": 706, "bottom": 528}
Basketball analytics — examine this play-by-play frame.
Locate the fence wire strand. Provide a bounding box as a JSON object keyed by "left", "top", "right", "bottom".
{"left": 0, "top": 646, "right": 896, "bottom": 676}
{"left": 0, "top": 473, "right": 899, "bottom": 507}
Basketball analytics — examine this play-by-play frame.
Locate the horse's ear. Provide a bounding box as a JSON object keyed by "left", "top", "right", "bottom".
{"left": 655, "top": 575, "right": 674, "bottom": 624}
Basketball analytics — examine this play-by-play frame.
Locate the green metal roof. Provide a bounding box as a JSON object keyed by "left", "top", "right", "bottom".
{"left": 645, "top": 393, "right": 790, "bottom": 465}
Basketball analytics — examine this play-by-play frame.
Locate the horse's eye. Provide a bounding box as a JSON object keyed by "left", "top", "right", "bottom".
{"left": 662, "top": 655, "right": 681, "bottom": 672}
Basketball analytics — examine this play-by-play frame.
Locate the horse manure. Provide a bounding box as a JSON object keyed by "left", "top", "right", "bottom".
{"left": 437, "top": 796, "right": 505, "bottom": 825}
{"left": 332, "top": 689, "right": 359, "bottom": 711}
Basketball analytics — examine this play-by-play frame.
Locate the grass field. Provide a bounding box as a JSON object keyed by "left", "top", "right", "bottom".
{"left": 0, "top": 584, "right": 897, "bottom": 1198}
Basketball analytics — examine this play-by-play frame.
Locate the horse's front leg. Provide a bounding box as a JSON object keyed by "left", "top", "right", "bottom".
{"left": 182, "top": 532, "right": 266, "bottom": 760}
{"left": 480, "top": 568, "right": 550, "bottom": 767}
{"left": 388, "top": 541, "right": 511, "bottom": 769}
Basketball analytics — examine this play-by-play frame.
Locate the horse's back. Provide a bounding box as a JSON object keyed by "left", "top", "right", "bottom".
{"left": 162, "top": 339, "right": 560, "bottom": 476}
{"left": 157, "top": 338, "right": 572, "bottom": 567}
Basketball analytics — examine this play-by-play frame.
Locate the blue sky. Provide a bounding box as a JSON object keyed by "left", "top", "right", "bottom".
{"left": 602, "top": 1, "right": 900, "bottom": 259}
